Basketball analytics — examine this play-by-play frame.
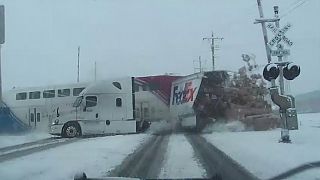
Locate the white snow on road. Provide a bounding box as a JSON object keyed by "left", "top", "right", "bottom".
{"left": 0, "top": 134, "right": 150, "bottom": 180}
{"left": 203, "top": 113, "right": 320, "bottom": 179}
{"left": 283, "top": 168, "right": 320, "bottom": 180}
{"left": 159, "top": 134, "right": 206, "bottom": 178}
{"left": 0, "top": 132, "right": 52, "bottom": 148}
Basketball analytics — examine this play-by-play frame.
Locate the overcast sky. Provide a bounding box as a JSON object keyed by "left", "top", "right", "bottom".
{"left": 0, "top": 0, "right": 319, "bottom": 95}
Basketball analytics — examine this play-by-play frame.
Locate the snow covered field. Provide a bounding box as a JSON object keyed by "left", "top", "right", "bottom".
{"left": 159, "top": 134, "right": 206, "bottom": 178}
{"left": 0, "top": 132, "right": 52, "bottom": 148}
{"left": 0, "top": 134, "right": 150, "bottom": 180}
{"left": 203, "top": 113, "right": 320, "bottom": 179}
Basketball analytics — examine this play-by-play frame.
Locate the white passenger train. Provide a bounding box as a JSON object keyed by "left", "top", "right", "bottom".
{"left": 3, "top": 83, "right": 88, "bottom": 132}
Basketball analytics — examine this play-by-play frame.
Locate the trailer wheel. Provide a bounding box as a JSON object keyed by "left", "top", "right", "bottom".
{"left": 62, "top": 122, "right": 81, "bottom": 138}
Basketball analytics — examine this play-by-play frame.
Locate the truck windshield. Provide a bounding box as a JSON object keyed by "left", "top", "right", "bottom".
{"left": 73, "top": 96, "right": 83, "bottom": 107}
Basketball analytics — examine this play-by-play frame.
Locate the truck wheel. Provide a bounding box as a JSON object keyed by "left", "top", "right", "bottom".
{"left": 63, "top": 122, "right": 81, "bottom": 138}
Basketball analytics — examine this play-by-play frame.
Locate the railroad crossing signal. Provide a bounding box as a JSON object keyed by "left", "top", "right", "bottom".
{"left": 267, "top": 23, "right": 293, "bottom": 47}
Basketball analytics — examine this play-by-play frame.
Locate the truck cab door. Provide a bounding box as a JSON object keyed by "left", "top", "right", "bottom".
{"left": 112, "top": 96, "right": 127, "bottom": 120}
{"left": 82, "top": 95, "right": 104, "bottom": 134}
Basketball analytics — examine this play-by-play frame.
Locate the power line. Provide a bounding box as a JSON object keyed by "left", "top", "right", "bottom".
{"left": 280, "top": 0, "right": 310, "bottom": 18}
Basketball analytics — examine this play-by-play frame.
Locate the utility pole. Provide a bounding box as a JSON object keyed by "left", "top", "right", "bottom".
{"left": 0, "top": 6, "right": 5, "bottom": 104}
{"left": 0, "top": 44, "right": 2, "bottom": 104}
{"left": 94, "top": 61, "right": 97, "bottom": 82}
{"left": 193, "top": 56, "right": 203, "bottom": 73}
{"left": 203, "top": 32, "right": 223, "bottom": 71}
{"left": 199, "top": 56, "right": 202, "bottom": 72}
{"left": 77, "top": 46, "right": 80, "bottom": 83}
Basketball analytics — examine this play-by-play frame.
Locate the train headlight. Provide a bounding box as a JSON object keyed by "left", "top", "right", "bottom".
{"left": 53, "top": 119, "right": 59, "bottom": 125}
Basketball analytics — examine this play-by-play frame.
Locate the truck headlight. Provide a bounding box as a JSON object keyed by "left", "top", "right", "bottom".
{"left": 53, "top": 119, "right": 59, "bottom": 125}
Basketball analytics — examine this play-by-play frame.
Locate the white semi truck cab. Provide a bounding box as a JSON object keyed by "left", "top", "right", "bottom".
{"left": 50, "top": 77, "right": 136, "bottom": 138}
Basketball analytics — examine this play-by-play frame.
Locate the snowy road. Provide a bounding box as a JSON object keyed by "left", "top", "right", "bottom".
{"left": 109, "top": 133, "right": 255, "bottom": 180}
{"left": 2, "top": 113, "right": 319, "bottom": 180}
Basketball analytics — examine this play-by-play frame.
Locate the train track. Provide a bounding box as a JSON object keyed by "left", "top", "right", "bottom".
{"left": 0, "top": 137, "right": 58, "bottom": 154}
{"left": 108, "top": 135, "right": 169, "bottom": 178}
{"left": 186, "top": 134, "right": 259, "bottom": 180}
{"left": 0, "top": 137, "right": 80, "bottom": 163}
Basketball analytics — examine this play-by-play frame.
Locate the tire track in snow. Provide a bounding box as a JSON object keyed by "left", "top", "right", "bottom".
{"left": 108, "top": 135, "right": 169, "bottom": 178}
{"left": 187, "top": 134, "right": 259, "bottom": 180}
{"left": 159, "top": 134, "right": 207, "bottom": 178}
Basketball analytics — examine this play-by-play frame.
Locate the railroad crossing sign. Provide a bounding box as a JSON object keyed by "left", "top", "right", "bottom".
{"left": 267, "top": 23, "right": 293, "bottom": 47}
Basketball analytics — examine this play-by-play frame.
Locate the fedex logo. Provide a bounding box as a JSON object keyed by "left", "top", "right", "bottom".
{"left": 172, "top": 81, "right": 197, "bottom": 105}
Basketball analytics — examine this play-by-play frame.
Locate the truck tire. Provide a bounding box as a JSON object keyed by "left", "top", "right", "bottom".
{"left": 62, "top": 122, "right": 81, "bottom": 138}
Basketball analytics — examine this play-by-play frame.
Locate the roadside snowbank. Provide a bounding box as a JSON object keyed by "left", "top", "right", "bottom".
{"left": 203, "top": 113, "right": 320, "bottom": 179}
{"left": 202, "top": 120, "right": 246, "bottom": 133}
{"left": 0, "top": 134, "right": 150, "bottom": 180}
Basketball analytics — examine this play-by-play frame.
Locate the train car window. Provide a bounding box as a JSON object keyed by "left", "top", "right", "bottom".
{"left": 30, "top": 113, "right": 34, "bottom": 122}
{"left": 86, "top": 96, "right": 97, "bottom": 107}
{"left": 58, "top": 89, "right": 70, "bottom": 97}
{"left": 29, "top": 91, "right": 40, "bottom": 99}
{"left": 16, "top": 92, "right": 27, "bottom": 100}
{"left": 43, "top": 90, "right": 55, "bottom": 98}
{"left": 73, "top": 87, "right": 85, "bottom": 96}
{"left": 116, "top": 98, "right": 122, "bottom": 107}
{"left": 112, "top": 82, "right": 122, "bottom": 90}
{"left": 37, "top": 113, "right": 40, "bottom": 122}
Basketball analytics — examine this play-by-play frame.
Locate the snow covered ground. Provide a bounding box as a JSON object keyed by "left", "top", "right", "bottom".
{"left": 203, "top": 113, "right": 320, "bottom": 179}
{"left": 159, "top": 134, "right": 206, "bottom": 178}
{"left": 0, "top": 134, "right": 150, "bottom": 180}
{"left": 0, "top": 132, "right": 52, "bottom": 148}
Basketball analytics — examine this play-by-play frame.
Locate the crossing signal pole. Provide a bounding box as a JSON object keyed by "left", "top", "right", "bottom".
{"left": 255, "top": 0, "right": 300, "bottom": 143}
{"left": 203, "top": 32, "right": 223, "bottom": 71}
{"left": 77, "top": 46, "right": 80, "bottom": 83}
